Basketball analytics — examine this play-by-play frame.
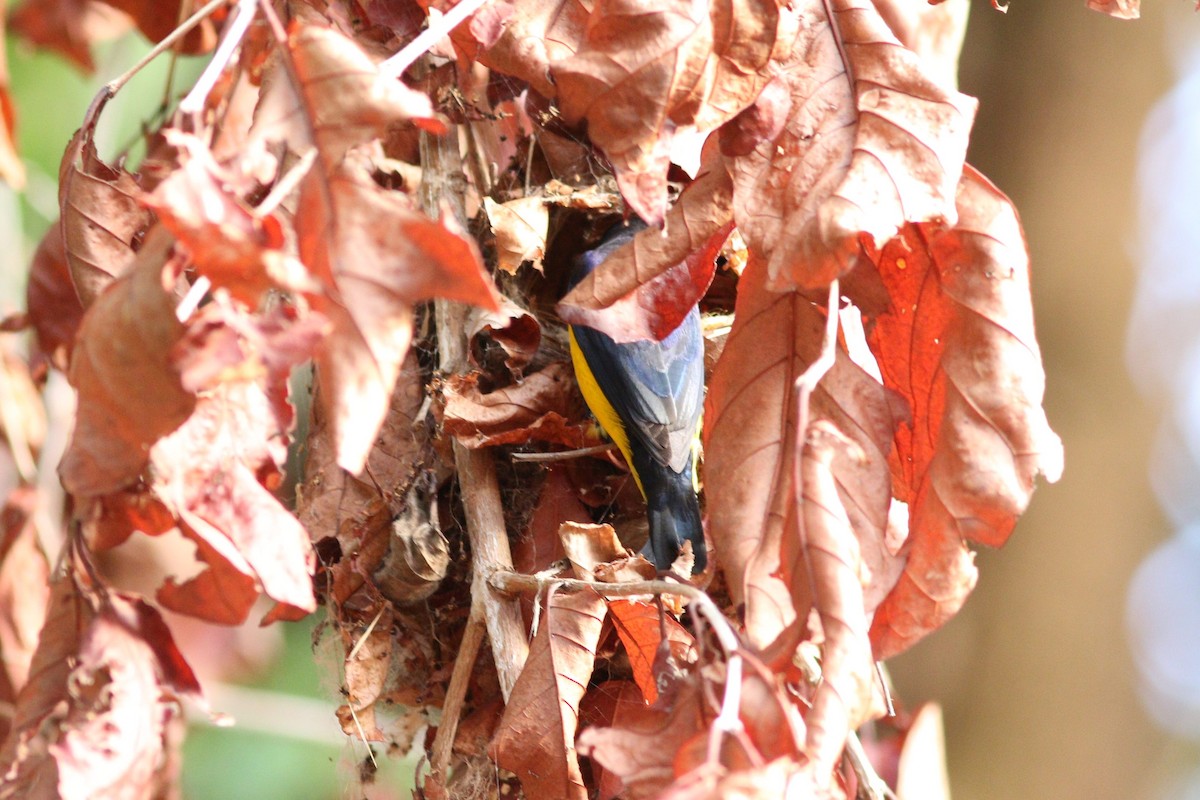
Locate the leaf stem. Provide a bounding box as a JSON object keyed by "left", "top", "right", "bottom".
{"left": 178, "top": 0, "right": 258, "bottom": 115}
{"left": 379, "top": 0, "right": 492, "bottom": 79}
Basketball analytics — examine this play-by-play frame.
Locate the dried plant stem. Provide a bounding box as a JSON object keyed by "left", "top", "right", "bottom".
{"left": 508, "top": 443, "right": 615, "bottom": 462}
{"left": 422, "top": 127, "right": 528, "bottom": 700}
{"left": 380, "top": 0, "right": 492, "bottom": 78}
{"left": 428, "top": 598, "right": 486, "bottom": 778}
{"left": 178, "top": 0, "right": 257, "bottom": 114}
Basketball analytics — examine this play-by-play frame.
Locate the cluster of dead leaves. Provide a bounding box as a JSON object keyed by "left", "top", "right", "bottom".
{"left": 0, "top": 0, "right": 1137, "bottom": 797}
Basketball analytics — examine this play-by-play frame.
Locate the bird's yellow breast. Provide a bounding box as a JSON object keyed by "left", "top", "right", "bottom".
{"left": 568, "top": 327, "right": 647, "bottom": 498}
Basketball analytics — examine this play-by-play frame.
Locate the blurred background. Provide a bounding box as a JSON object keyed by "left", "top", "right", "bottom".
{"left": 0, "top": 2, "right": 1194, "bottom": 799}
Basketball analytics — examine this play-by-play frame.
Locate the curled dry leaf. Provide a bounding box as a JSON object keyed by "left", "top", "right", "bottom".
{"left": 1086, "top": 0, "right": 1139, "bottom": 18}
{"left": 490, "top": 588, "right": 607, "bottom": 800}
{"left": 298, "top": 156, "right": 500, "bottom": 473}
{"left": 438, "top": 361, "right": 595, "bottom": 450}
{"left": 703, "top": 257, "right": 900, "bottom": 651}
{"left": 864, "top": 168, "right": 1063, "bottom": 659}
{"left": 477, "top": 0, "right": 591, "bottom": 99}
{"left": 559, "top": 520, "right": 629, "bottom": 578}
{"left": 484, "top": 196, "right": 548, "bottom": 274}
{"left": 98, "top": 0, "right": 218, "bottom": 52}
{"left": 725, "top": 0, "right": 976, "bottom": 291}
{"left": 0, "top": 487, "right": 49, "bottom": 721}
{"left": 0, "top": 583, "right": 199, "bottom": 800}
{"left": 552, "top": 0, "right": 798, "bottom": 224}
{"left": 372, "top": 485, "right": 450, "bottom": 605}
{"left": 9, "top": 0, "right": 132, "bottom": 74}
{"left": 58, "top": 128, "right": 156, "bottom": 306}
{"left": 339, "top": 602, "right": 394, "bottom": 741}
{"left": 577, "top": 674, "right": 711, "bottom": 800}
{"left": 896, "top": 703, "right": 951, "bottom": 800}
{"left": 144, "top": 130, "right": 302, "bottom": 305}
{"left": 58, "top": 232, "right": 195, "bottom": 497}
{"left": 466, "top": 296, "right": 542, "bottom": 382}
{"left": 870, "top": 0, "right": 970, "bottom": 90}
{"left": 558, "top": 161, "right": 735, "bottom": 343}
{"left": 25, "top": 221, "right": 85, "bottom": 370}
{"left": 788, "top": 421, "right": 876, "bottom": 782}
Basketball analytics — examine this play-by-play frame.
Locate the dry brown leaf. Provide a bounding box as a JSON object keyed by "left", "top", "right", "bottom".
{"left": 703, "top": 256, "right": 900, "bottom": 651}
{"left": 298, "top": 156, "right": 500, "bottom": 473}
{"left": 466, "top": 297, "right": 542, "bottom": 382}
{"left": 58, "top": 128, "right": 156, "bottom": 306}
{"left": 484, "top": 196, "right": 548, "bottom": 274}
{"left": 478, "top": 0, "right": 591, "bottom": 99}
{"left": 96, "top": 0, "right": 218, "bottom": 51}
{"left": 577, "top": 674, "right": 711, "bottom": 800}
{"left": 299, "top": 352, "right": 431, "bottom": 612}
{"left": 258, "top": 21, "right": 446, "bottom": 167}
{"left": 552, "top": 0, "right": 797, "bottom": 224}
{"left": 1086, "top": 0, "right": 1139, "bottom": 18}
{"left": 372, "top": 486, "right": 450, "bottom": 605}
{"left": 787, "top": 421, "right": 876, "bottom": 782}
{"left": 148, "top": 379, "right": 317, "bottom": 621}
{"left": 339, "top": 602, "right": 394, "bottom": 741}
{"left": 557, "top": 161, "right": 735, "bottom": 343}
{"left": 559, "top": 520, "right": 629, "bottom": 578}
{"left": 724, "top": 0, "right": 976, "bottom": 291}
{"left": 439, "top": 361, "right": 595, "bottom": 450}
{"left": 25, "top": 221, "right": 85, "bottom": 371}
{"left": 871, "top": 0, "right": 969, "bottom": 89}
{"left": 58, "top": 232, "right": 195, "bottom": 497}
{"left": 0, "top": 583, "right": 199, "bottom": 800}
{"left": 491, "top": 589, "right": 607, "bottom": 800}
{"left": 0, "top": 486, "right": 49, "bottom": 734}
{"left": 144, "top": 130, "right": 304, "bottom": 305}
{"left": 864, "top": 168, "right": 1062, "bottom": 659}
{"left": 9, "top": 0, "right": 131, "bottom": 73}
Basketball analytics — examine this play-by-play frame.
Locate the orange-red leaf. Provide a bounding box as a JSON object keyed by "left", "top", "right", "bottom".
{"left": 1086, "top": 0, "right": 1139, "bottom": 18}
{"left": 9, "top": 0, "right": 132, "bottom": 73}
{"left": 864, "top": 168, "right": 1062, "bottom": 658}
{"left": 608, "top": 599, "right": 695, "bottom": 704}
{"left": 478, "top": 0, "right": 591, "bottom": 99}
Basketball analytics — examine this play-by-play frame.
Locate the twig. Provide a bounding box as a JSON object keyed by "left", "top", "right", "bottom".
{"left": 178, "top": 0, "right": 258, "bottom": 115}
{"left": 428, "top": 597, "right": 486, "bottom": 778}
{"left": 256, "top": 148, "right": 317, "bottom": 216}
{"left": 422, "top": 124, "right": 528, "bottom": 700}
{"left": 845, "top": 732, "right": 897, "bottom": 800}
{"left": 346, "top": 603, "right": 387, "bottom": 662}
{"left": 508, "top": 443, "right": 615, "bottom": 463}
{"left": 379, "top": 0, "right": 492, "bottom": 79}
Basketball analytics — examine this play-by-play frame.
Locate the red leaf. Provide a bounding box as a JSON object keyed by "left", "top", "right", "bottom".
{"left": 9, "top": 0, "right": 131, "bottom": 74}
{"left": 557, "top": 162, "right": 734, "bottom": 343}
{"left": 608, "top": 599, "right": 695, "bottom": 704}
{"left": 865, "top": 169, "right": 1062, "bottom": 658}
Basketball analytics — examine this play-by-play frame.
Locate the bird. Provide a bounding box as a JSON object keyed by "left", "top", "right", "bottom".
{"left": 565, "top": 218, "right": 707, "bottom": 574}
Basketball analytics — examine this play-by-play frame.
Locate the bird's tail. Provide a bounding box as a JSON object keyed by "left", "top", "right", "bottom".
{"left": 642, "top": 462, "right": 707, "bottom": 574}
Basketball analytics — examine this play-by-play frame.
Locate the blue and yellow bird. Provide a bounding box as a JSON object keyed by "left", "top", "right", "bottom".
{"left": 566, "top": 219, "right": 707, "bottom": 574}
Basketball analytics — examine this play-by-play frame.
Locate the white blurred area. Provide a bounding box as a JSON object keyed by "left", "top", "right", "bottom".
{"left": 1126, "top": 0, "right": 1200, "bottom": 765}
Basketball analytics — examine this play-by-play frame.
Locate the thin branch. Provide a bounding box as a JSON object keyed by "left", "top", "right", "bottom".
{"left": 422, "top": 122, "right": 529, "bottom": 700}
{"left": 428, "top": 597, "right": 486, "bottom": 778}
{"left": 178, "top": 0, "right": 259, "bottom": 115}
{"left": 379, "top": 0, "right": 492, "bottom": 79}
{"left": 509, "top": 443, "right": 616, "bottom": 463}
